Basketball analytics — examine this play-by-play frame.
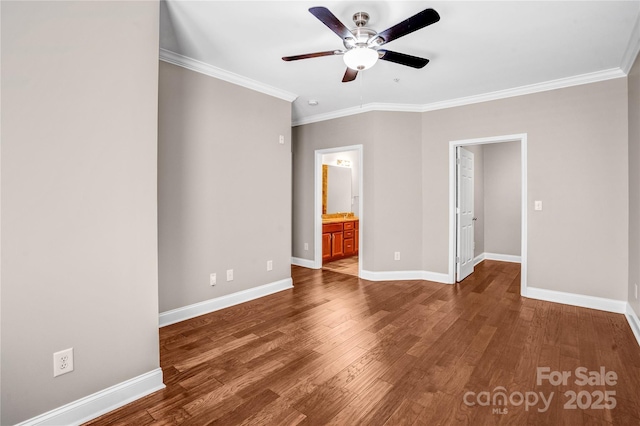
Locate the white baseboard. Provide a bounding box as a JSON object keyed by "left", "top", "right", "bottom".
{"left": 16, "top": 368, "right": 164, "bottom": 426}
{"left": 625, "top": 303, "right": 640, "bottom": 348}
{"left": 291, "top": 257, "right": 318, "bottom": 269}
{"left": 483, "top": 252, "right": 521, "bottom": 263}
{"left": 473, "top": 253, "right": 485, "bottom": 266}
{"left": 525, "top": 286, "right": 626, "bottom": 314}
{"left": 159, "top": 278, "right": 293, "bottom": 327}
{"left": 360, "top": 270, "right": 423, "bottom": 281}
{"left": 360, "top": 269, "right": 451, "bottom": 284}
{"left": 422, "top": 270, "right": 452, "bottom": 284}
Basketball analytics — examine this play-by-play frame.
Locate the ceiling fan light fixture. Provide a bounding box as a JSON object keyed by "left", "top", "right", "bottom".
{"left": 343, "top": 47, "right": 378, "bottom": 71}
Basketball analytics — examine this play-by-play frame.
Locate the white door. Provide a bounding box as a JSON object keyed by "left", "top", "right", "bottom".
{"left": 456, "top": 147, "right": 475, "bottom": 281}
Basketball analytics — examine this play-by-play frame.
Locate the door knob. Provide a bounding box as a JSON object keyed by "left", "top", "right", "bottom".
{"left": 472, "top": 217, "right": 478, "bottom": 221}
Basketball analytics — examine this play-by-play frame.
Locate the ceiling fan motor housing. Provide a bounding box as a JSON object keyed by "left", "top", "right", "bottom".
{"left": 342, "top": 13, "right": 382, "bottom": 71}
{"left": 343, "top": 26, "right": 378, "bottom": 49}
{"left": 352, "top": 11, "right": 369, "bottom": 27}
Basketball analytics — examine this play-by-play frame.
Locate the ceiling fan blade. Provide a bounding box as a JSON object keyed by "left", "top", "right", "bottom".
{"left": 342, "top": 68, "right": 358, "bottom": 82}
{"left": 309, "top": 6, "right": 353, "bottom": 40}
{"left": 377, "top": 8, "right": 440, "bottom": 45}
{"left": 378, "top": 50, "right": 429, "bottom": 68}
{"left": 282, "top": 50, "right": 341, "bottom": 61}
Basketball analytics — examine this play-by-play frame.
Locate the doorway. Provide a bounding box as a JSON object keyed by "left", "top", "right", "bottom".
{"left": 448, "top": 134, "right": 528, "bottom": 295}
{"left": 314, "top": 145, "right": 363, "bottom": 277}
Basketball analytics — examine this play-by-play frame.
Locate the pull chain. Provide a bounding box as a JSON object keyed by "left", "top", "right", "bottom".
{"left": 359, "top": 70, "right": 364, "bottom": 108}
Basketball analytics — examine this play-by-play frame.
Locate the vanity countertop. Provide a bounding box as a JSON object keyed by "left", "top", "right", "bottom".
{"left": 322, "top": 214, "right": 359, "bottom": 224}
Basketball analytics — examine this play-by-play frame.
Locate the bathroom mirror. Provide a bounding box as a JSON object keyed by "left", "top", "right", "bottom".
{"left": 323, "top": 165, "right": 352, "bottom": 214}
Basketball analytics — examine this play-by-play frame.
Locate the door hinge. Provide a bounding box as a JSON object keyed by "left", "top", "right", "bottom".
{"left": 456, "top": 256, "right": 460, "bottom": 263}
{"left": 456, "top": 157, "right": 461, "bottom": 165}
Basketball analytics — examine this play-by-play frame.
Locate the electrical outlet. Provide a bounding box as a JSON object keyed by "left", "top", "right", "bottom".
{"left": 304, "top": 243, "right": 309, "bottom": 251}
{"left": 279, "top": 135, "right": 285, "bottom": 144}
{"left": 210, "top": 273, "right": 216, "bottom": 286}
{"left": 53, "top": 348, "right": 74, "bottom": 377}
{"left": 267, "top": 260, "right": 273, "bottom": 271}
{"left": 394, "top": 252, "right": 400, "bottom": 261}
{"left": 227, "top": 269, "right": 233, "bottom": 281}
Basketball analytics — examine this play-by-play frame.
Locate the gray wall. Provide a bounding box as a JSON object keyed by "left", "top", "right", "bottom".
{"left": 158, "top": 62, "right": 292, "bottom": 313}
{"left": 462, "top": 142, "right": 521, "bottom": 260}
{"left": 293, "top": 116, "right": 373, "bottom": 265}
{"left": 423, "top": 78, "right": 628, "bottom": 299}
{"left": 1, "top": 2, "right": 160, "bottom": 424}
{"left": 483, "top": 142, "right": 521, "bottom": 256}
{"left": 629, "top": 54, "right": 640, "bottom": 317}
{"left": 292, "top": 112, "right": 423, "bottom": 271}
{"left": 294, "top": 78, "right": 628, "bottom": 300}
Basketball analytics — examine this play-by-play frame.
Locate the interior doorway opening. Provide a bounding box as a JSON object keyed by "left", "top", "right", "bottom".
{"left": 314, "top": 145, "right": 363, "bottom": 278}
{"left": 448, "top": 134, "right": 528, "bottom": 295}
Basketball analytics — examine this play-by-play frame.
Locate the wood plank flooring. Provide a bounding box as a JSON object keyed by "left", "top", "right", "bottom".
{"left": 86, "top": 261, "right": 640, "bottom": 425}
{"left": 322, "top": 256, "right": 358, "bottom": 276}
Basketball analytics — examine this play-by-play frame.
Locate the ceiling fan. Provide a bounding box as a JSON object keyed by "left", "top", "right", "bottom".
{"left": 282, "top": 6, "right": 440, "bottom": 82}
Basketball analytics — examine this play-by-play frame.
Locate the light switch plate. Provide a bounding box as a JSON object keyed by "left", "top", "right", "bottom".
{"left": 534, "top": 200, "right": 543, "bottom": 211}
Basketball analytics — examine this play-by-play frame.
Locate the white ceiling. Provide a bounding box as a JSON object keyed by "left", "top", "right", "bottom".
{"left": 160, "top": 1, "right": 640, "bottom": 125}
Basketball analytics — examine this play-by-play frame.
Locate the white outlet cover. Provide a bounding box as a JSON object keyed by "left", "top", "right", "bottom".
{"left": 227, "top": 269, "right": 233, "bottom": 281}
{"left": 267, "top": 260, "right": 273, "bottom": 271}
{"left": 53, "top": 348, "right": 74, "bottom": 377}
{"left": 210, "top": 273, "right": 216, "bottom": 286}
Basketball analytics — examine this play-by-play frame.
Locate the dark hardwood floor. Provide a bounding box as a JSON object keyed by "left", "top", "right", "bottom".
{"left": 86, "top": 261, "right": 640, "bottom": 425}
{"left": 322, "top": 256, "right": 358, "bottom": 277}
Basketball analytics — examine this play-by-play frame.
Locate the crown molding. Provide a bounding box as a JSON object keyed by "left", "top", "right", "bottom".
{"left": 621, "top": 12, "right": 640, "bottom": 74}
{"left": 292, "top": 102, "right": 423, "bottom": 126}
{"left": 159, "top": 49, "right": 626, "bottom": 127}
{"left": 420, "top": 68, "right": 625, "bottom": 113}
{"left": 294, "top": 67, "right": 626, "bottom": 126}
{"left": 159, "top": 49, "right": 298, "bottom": 102}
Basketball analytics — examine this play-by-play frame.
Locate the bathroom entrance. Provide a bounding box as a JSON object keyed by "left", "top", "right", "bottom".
{"left": 315, "top": 145, "right": 363, "bottom": 277}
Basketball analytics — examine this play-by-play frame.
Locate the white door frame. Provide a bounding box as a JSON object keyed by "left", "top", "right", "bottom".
{"left": 448, "top": 133, "right": 528, "bottom": 296}
{"left": 314, "top": 145, "right": 364, "bottom": 276}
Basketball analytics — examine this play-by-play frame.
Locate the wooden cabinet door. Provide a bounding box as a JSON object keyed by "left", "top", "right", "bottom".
{"left": 355, "top": 230, "right": 359, "bottom": 253}
{"left": 331, "top": 232, "right": 344, "bottom": 257}
{"left": 344, "top": 238, "right": 354, "bottom": 255}
{"left": 322, "top": 233, "right": 332, "bottom": 261}
{"left": 355, "top": 221, "right": 359, "bottom": 253}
